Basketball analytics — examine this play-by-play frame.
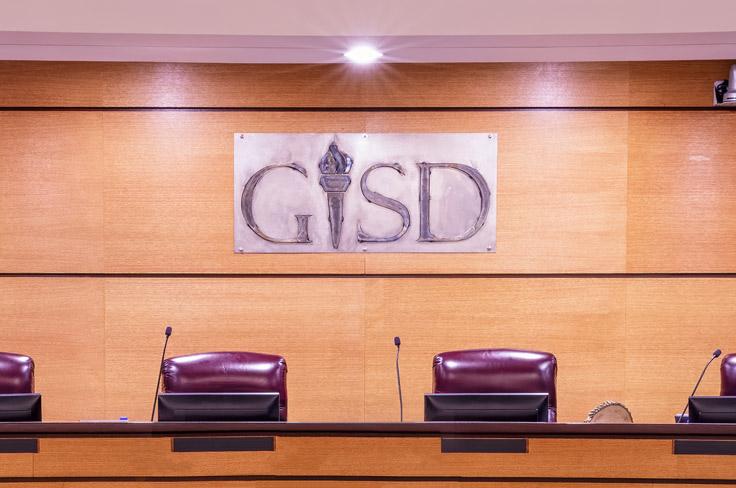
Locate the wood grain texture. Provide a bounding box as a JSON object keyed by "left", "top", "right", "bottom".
{"left": 102, "top": 277, "right": 365, "bottom": 421}
{"left": 0, "top": 60, "right": 731, "bottom": 108}
{"left": 29, "top": 436, "right": 736, "bottom": 480}
{"left": 364, "top": 111, "right": 627, "bottom": 274}
{"left": 0, "top": 276, "right": 734, "bottom": 423}
{"left": 1, "top": 110, "right": 628, "bottom": 274}
{"left": 0, "top": 278, "right": 105, "bottom": 420}
{"left": 627, "top": 111, "right": 736, "bottom": 272}
{"left": 364, "top": 278, "right": 626, "bottom": 422}
{"left": 0, "top": 453, "right": 33, "bottom": 477}
{"left": 4, "top": 108, "right": 736, "bottom": 274}
{"left": 0, "top": 61, "right": 630, "bottom": 108}
{"left": 0, "top": 112, "right": 104, "bottom": 273}
{"left": 101, "top": 111, "right": 366, "bottom": 274}
{"left": 1, "top": 60, "right": 736, "bottom": 429}
{"left": 0, "top": 62, "right": 104, "bottom": 107}
{"left": 624, "top": 278, "right": 736, "bottom": 424}
{"left": 334, "top": 62, "right": 630, "bottom": 108}
{"left": 628, "top": 61, "right": 734, "bottom": 107}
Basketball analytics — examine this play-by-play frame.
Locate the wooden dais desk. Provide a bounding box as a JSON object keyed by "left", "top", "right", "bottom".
{"left": 0, "top": 422, "right": 735, "bottom": 487}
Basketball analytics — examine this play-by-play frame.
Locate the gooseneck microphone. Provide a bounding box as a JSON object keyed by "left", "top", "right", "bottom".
{"left": 150, "top": 326, "right": 173, "bottom": 422}
{"left": 394, "top": 336, "right": 403, "bottom": 422}
{"left": 677, "top": 349, "right": 722, "bottom": 423}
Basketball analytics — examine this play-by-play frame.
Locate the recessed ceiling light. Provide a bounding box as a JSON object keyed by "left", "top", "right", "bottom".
{"left": 344, "top": 46, "right": 383, "bottom": 64}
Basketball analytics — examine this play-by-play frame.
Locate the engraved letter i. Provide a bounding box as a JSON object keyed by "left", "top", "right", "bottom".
{"left": 318, "top": 142, "right": 353, "bottom": 249}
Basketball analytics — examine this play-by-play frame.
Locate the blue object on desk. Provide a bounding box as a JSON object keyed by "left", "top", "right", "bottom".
{"left": 674, "top": 413, "right": 689, "bottom": 423}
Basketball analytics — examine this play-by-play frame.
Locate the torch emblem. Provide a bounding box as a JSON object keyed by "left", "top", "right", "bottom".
{"left": 318, "top": 142, "right": 353, "bottom": 249}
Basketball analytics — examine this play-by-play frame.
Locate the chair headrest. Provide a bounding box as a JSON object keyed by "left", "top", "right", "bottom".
{"left": 163, "top": 351, "right": 286, "bottom": 393}
{"left": 721, "top": 353, "right": 736, "bottom": 396}
{"left": 433, "top": 348, "right": 557, "bottom": 409}
{"left": 162, "top": 351, "right": 288, "bottom": 420}
{"left": 0, "top": 352, "right": 34, "bottom": 394}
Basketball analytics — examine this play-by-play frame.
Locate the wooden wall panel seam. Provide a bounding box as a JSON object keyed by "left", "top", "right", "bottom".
{"left": 8, "top": 273, "right": 736, "bottom": 278}
{"left": 0, "top": 107, "right": 734, "bottom": 111}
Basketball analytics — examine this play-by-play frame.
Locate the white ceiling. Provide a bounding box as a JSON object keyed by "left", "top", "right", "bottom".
{"left": 0, "top": 0, "right": 735, "bottom": 62}
{"left": 2, "top": 0, "right": 735, "bottom": 36}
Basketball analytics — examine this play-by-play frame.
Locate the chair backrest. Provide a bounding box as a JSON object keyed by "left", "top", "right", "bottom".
{"left": 721, "top": 353, "right": 736, "bottom": 396}
{"left": 0, "top": 352, "right": 34, "bottom": 394}
{"left": 433, "top": 348, "right": 557, "bottom": 422}
{"left": 163, "top": 351, "right": 288, "bottom": 420}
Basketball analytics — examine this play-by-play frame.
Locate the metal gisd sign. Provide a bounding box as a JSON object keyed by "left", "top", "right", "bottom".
{"left": 234, "top": 133, "right": 496, "bottom": 253}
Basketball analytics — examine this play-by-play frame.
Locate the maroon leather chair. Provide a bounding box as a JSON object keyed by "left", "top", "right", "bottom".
{"left": 433, "top": 348, "right": 558, "bottom": 422}
{"left": 0, "top": 352, "right": 34, "bottom": 394}
{"left": 162, "top": 351, "right": 288, "bottom": 420}
{"left": 721, "top": 353, "right": 736, "bottom": 396}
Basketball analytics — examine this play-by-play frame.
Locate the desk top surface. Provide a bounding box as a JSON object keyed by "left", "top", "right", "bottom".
{"left": 0, "top": 421, "right": 734, "bottom": 438}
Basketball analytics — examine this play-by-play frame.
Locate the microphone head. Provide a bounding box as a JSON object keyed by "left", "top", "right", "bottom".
{"left": 165, "top": 326, "right": 172, "bottom": 337}
{"left": 714, "top": 349, "right": 722, "bottom": 358}
{"left": 394, "top": 336, "right": 401, "bottom": 347}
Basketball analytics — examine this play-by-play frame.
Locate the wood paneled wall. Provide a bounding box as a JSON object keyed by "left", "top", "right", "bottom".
{"left": 5, "top": 436, "right": 736, "bottom": 481}
{"left": 0, "top": 61, "right": 735, "bottom": 423}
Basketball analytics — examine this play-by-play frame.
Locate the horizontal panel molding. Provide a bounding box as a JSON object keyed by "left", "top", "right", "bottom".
{"left": 0, "top": 60, "right": 732, "bottom": 108}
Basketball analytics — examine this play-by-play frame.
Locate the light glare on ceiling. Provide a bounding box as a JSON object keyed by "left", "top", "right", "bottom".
{"left": 344, "top": 45, "right": 383, "bottom": 64}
